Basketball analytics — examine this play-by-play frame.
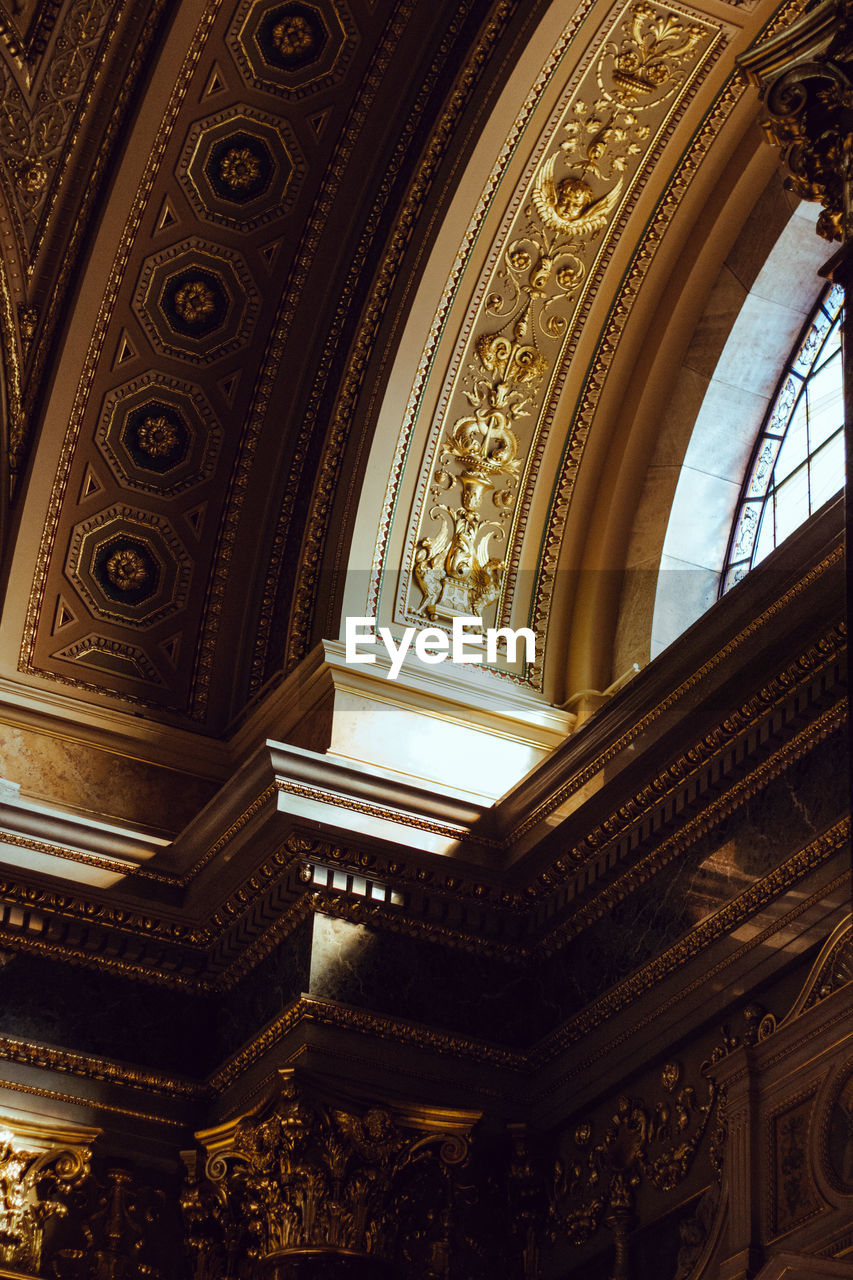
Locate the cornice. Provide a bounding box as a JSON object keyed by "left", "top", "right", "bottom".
{"left": 206, "top": 996, "right": 528, "bottom": 1095}
{"left": 0, "top": 1029, "right": 203, "bottom": 1101}
{"left": 0, "top": 653, "right": 842, "bottom": 999}
{"left": 0, "top": 534, "right": 845, "bottom": 994}
{"left": 501, "top": 535, "right": 844, "bottom": 853}
{"left": 532, "top": 875, "right": 851, "bottom": 1106}
{"left": 0, "top": 1077, "right": 189, "bottom": 1129}
{"left": 534, "top": 822, "right": 850, "bottom": 1063}
{"left": 534, "top": 694, "right": 846, "bottom": 953}
{"left": 301, "top": 698, "right": 846, "bottom": 963}
{"left": 0, "top": 864, "right": 844, "bottom": 1116}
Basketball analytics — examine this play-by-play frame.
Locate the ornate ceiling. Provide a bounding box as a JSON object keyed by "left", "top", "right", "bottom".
{"left": 0, "top": 0, "right": 532, "bottom": 736}
{"left": 0, "top": 0, "right": 818, "bottom": 761}
{"left": 0, "top": 15, "right": 847, "bottom": 1271}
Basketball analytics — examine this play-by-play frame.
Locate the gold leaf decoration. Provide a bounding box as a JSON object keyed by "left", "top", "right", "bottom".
{"left": 407, "top": 2, "right": 713, "bottom": 634}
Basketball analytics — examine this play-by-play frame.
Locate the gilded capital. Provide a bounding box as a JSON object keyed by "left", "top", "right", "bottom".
{"left": 0, "top": 1113, "right": 98, "bottom": 1276}
{"left": 182, "top": 1071, "right": 480, "bottom": 1277}
{"left": 739, "top": 0, "right": 853, "bottom": 240}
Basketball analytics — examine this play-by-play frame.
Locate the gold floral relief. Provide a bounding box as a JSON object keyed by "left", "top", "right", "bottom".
{"left": 549, "top": 1055, "right": 718, "bottom": 1248}
{"left": 771, "top": 1093, "right": 822, "bottom": 1236}
{"left": 0, "top": 0, "right": 112, "bottom": 244}
{"left": 403, "top": 0, "right": 719, "bottom": 641}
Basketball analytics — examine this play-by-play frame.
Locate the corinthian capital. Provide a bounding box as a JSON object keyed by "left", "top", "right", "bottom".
{"left": 739, "top": 0, "right": 853, "bottom": 240}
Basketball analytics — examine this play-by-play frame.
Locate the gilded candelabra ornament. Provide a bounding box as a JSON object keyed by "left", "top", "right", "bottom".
{"left": 501, "top": 1048, "right": 727, "bottom": 1280}
{"left": 53, "top": 1166, "right": 165, "bottom": 1280}
{"left": 411, "top": 2, "right": 707, "bottom": 628}
{"left": 507, "top": 1125, "right": 549, "bottom": 1280}
{"left": 739, "top": 0, "right": 853, "bottom": 241}
{"left": 182, "top": 1071, "right": 478, "bottom": 1278}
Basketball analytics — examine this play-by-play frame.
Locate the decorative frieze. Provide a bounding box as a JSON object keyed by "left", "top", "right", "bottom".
{"left": 403, "top": 0, "right": 723, "bottom": 652}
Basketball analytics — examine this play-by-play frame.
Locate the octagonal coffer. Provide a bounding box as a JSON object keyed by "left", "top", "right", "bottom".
{"left": 181, "top": 105, "right": 307, "bottom": 230}
{"left": 133, "top": 239, "right": 260, "bottom": 364}
{"left": 228, "top": 0, "right": 358, "bottom": 99}
{"left": 66, "top": 506, "right": 193, "bottom": 627}
{"left": 95, "top": 374, "right": 223, "bottom": 496}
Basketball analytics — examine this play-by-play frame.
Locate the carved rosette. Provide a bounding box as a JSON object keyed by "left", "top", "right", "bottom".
{"left": 739, "top": 0, "right": 853, "bottom": 241}
{"left": 181, "top": 1071, "right": 479, "bottom": 1278}
{"left": 407, "top": 1, "right": 714, "bottom": 635}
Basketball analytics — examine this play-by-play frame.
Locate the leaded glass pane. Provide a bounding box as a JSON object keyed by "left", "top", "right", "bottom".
{"left": 731, "top": 498, "right": 761, "bottom": 560}
{"left": 805, "top": 349, "right": 842, "bottom": 449}
{"left": 722, "top": 285, "right": 844, "bottom": 593}
{"left": 745, "top": 436, "right": 783, "bottom": 498}
{"left": 773, "top": 400, "right": 808, "bottom": 482}
{"left": 792, "top": 307, "right": 832, "bottom": 376}
{"left": 766, "top": 373, "right": 798, "bottom": 435}
{"left": 773, "top": 463, "right": 810, "bottom": 543}
{"left": 753, "top": 501, "right": 776, "bottom": 566}
{"left": 808, "top": 430, "right": 844, "bottom": 509}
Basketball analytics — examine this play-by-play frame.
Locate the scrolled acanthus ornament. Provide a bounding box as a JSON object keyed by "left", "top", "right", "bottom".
{"left": 739, "top": 0, "right": 853, "bottom": 241}
{"left": 411, "top": 3, "right": 708, "bottom": 631}
{"left": 181, "top": 1070, "right": 480, "bottom": 1279}
{"left": 0, "top": 1117, "right": 97, "bottom": 1275}
{"left": 546, "top": 1054, "right": 726, "bottom": 1280}
{"left": 53, "top": 1166, "right": 165, "bottom": 1280}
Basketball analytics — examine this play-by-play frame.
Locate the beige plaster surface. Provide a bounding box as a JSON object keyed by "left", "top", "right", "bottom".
{"left": 683, "top": 263, "right": 748, "bottom": 381}
{"left": 616, "top": 181, "right": 830, "bottom": 668}
{"left": 0, "top": 722, "right": 217, "bottom": 836}
{"left": 651, "top": 558, "right": 719, "bottom": 658}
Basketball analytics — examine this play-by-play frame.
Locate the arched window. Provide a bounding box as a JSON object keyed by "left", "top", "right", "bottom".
{"left": 721, "top": 283, "right": 844, "bottom": 595}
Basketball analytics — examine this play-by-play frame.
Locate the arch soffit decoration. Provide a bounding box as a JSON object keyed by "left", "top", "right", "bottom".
{"left": 0, "top": 0, "right": 819, "bottom": 768}
{"left": 345, "top": 0, "right": 815, "bottom": 710}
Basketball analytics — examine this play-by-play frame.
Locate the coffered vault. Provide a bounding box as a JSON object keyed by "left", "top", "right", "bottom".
{"left": 0, "top": 0, "right": 848, "bottom": 1277}
{"left": 0, "top": 0, "right": 803, "bottom": 739}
